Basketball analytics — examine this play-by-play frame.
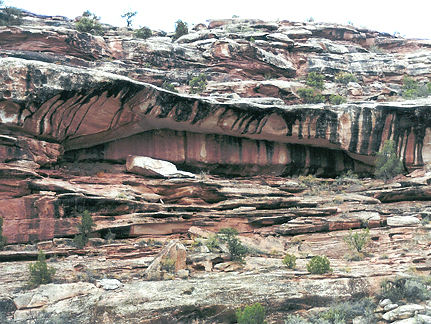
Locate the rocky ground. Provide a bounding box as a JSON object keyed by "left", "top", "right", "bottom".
{"left": 2, "top": 9, "right": 431, "bottom": 324}
{"left": 1, "top": 162, "right": 431, "bottom": 323}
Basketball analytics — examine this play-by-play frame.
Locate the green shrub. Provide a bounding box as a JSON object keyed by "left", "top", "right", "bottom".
{"left": 218, "top": 227, "right": 247, "bottom": 262}
{"left": 374, "top": 139, "right": 404, "bottom": 181}
{"left": 236, "top": 302, "right": 267, "bottom": 324}
{"left": 161, "top": 81, "right": 178, "bottom": 93}
{"left": 0, "top": 6, "right": 22, "bottom": 26}
{"left": 306, "top": 255, "right": 332, "bottom": 274}
{"left": 160, "top": 257, "right": 176, "bottom": 273}
{"left": 28, "top": 250, "right": 56, "bottom": 288}
{"left": 0, "top": 216, "right": 6, "bottom": 250}
{"left": 189, "top": 73, "right": 207, "bottom": 94}
{"left": 173, "top": 19, "right": 188, "bottom": 40}
{"left": 369, "top": 45, "right": 385, "bottom": 54}
{"left": 285, "top": 298, "right": 376, "bottom": 324}
{"left": 334, "top": 72, "right": 358, "bottom": 85}
{"left": 205, "top": 234, "right": 221, "bottom": 251}
{"left": 297, "top": 88, "right": 325, "bottom": 104}
{"left": 284, "top": 314, "right": 311, "bottom": 324}
{"left": 282, "top": 253, "right": 297, "bottom": 269}
{"left": 73, "top": 210, "right": 96, "bottom": 249}
{"left": 380, "top": 276, "right": 431, "bottom": 303}
{"left": 317, "top": 298, "right": 376, "bottom": 324}
{"left": 329, "top": 94, "right": 347, "bottom": 105}
{"left": 121, "top": 11, "right": 137, "bottom": 28}
{"left": 75, "top": 11, "right": 104, "bottom": 35}
{"left": 344, "top": 228, "right": 370, "bottom": 253}
{"left": 134, "top": 26, "right": 152, "bottom": 39}
{"left": 306, "top": 72, "right": 325, "bottom": 90}
{"left": 104, "top": 230, "right": 116, "bottom": 243}
{"left": 401, "top": 76, "right": 431, "bottom": 99}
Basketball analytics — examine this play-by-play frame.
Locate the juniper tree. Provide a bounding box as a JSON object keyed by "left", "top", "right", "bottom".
{"left": 73, "top": 210, "right": 96, "bottom": 249}
{"left": 375, "top": 140, "right": 404, "bottom": 182}
{"left": 28, "top": 250, "right": 56, "bottom": 288}
{"left": 0, "top": 216, "right": 6, "bottom": 250}
{"left": 121, "top": 11, "right": 137, "bottom": 27}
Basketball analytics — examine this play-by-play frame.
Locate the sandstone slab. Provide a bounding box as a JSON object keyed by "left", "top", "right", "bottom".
{"left": 126, "top": 156, "right": 195, "bottom": 178}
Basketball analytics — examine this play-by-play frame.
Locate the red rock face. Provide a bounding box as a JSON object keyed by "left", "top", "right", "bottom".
{"left": 90, "top": 129, "right": 359, "bottom": 176}
{"left": 0, "top": 135, "right": 63, "bottom": 166}
{"left": 1, "top": 57, "right": 430, "bottom": 175}
{"left": 0, "top": 195, "right": 78, "bottom": 243}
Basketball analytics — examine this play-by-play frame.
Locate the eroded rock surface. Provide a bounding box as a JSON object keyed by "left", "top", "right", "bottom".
{"left": 2, "top": 13, "right": 431, "bottom": 175}
{"left": 2, "top": 11, "right": 431, "bottom": 324}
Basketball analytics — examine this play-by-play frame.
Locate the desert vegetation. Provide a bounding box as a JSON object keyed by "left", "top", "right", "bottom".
{"left": 121, "top": 11, "right": 137, "bottom": 28}
{"left": 236, "top": 302, "right": 267, "bottom": 324}
{"left": 374, "top": 139, "right": 404, "bottom": 181}
{"left": 401, "top": 76, "right": 431, "bottom": 99}
{"left": 134, "top": 26, "right": 152, "bottom": 39}
{"left": 173, "top": 19, "right": 188, "bottom": 40}
{"left": 306, "top": 255, "right": 332, "bottom": 274}
{"left": 0, "top": 216, "right": 6, "bottom": 250}
{"left": 298, "top": 72, "right": 347, "bottom": 105}
{"left": 218, "top": 227, "right": 247, "bottom": 262}
{"left": 73, "top": 210, "right": 96, "bottom": 249}
{"left": 75, "top": 11, "right": 104, "bottom": 35}
{"left": 0, "top": 4, "right": 22, "bottom": 26}
{"left": 188, "top": 73, "right": 207, "bottom": 94}
{"left": 27, "top": 250, "right": 56, "bottom": 289}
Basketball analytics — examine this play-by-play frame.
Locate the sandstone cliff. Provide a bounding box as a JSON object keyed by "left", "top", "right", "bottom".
{"left": 2, "top": 14, "right": 431, "bottom": 176}
{"left": 1, "top": 10, "right": 431, "bottom": 324}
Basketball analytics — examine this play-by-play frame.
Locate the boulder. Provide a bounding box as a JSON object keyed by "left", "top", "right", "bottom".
{"left": 144, "top": 240, "right": 187, "bottom": 280}
{"left": 96, "top": 278, "right": 122, "bottom": 290}
{"left": 387, "top": 216, "right": 420, "bottom": 227}
{"left": 14, "top": 282, "right": 97, "bottom": 310}
{"left": 382, "top": 304, "right": 425, "bottom": 322}
{"left": 266, "top": 33, "right": 294, "bottom": 46}
{"left": 126, "top": 156, "right": 195, "bottom": 178}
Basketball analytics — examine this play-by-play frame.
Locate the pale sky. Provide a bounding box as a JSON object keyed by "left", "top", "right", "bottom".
{"left": 6, "top": 0, "right": 430, "bottom": 39}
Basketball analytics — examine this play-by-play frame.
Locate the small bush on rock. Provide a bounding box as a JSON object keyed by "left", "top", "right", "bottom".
{"left": 306, "top": 72, "right": 325, "bottom": 90}
{"left": 297, "top": 88, "right": 325, "bottom": 104}
{"left": 380, "top": 276, "right": 431, "bottom": 303}
{"left": 75, "top": 11, "right": 104, "bottom": 35}
{"left": 284, "top": 314, "right": 311, "bottom": 324}
{"left": 205, "top": 234, "right": 221, "bottom": 251}
{"left": 334, "top": 72, "right": 358, "bottom": 85}
{"left": 375, "top": 139, "right": 404, "bottom": 181}
{"left": 282, "top": 253, "right": 297, "bottom": 269}
{"left": 134, "top": 26, "right": 152, "bottom": 39}
{"left": 318, "top": 298, "right": 376, "bottom": 324}
{"left": 189, "top": 74, "right": 207, "bottom": 94}
{"left": 306, "top": 255, "right": 332, "bottom": 274}
{"left": 0, "top": 6, "right": 22, "bottom": 26}
{"left": 218, "top": 227, "right": 247, "bottom": 262}
{"left": 344, "top": 228, "right": 370, "bottom": 253}
{"left": 160, "top": 257, "right": 176, "bottom": 273}
{"left": 161, "top": 81, "right": 178, "bottom": 93}
{"left": 329, "top": 94, "right": 347, "bottom": 105}
{"left": 28, "top": 250, "right": 56, "bottom": 288}
{"left": 73, "top": 210, "right": 96, "bottom": 249}
{"left": 173, "top": 19, "right": 188, "bottom": 40}
{"left": 236, "top": 302, "right": 267, "bottom": 324}
{"left": 401, "top": 76, "right": 431, "bottom": 99}
{"left": 285, "top": 298, "right": 376, "bottom": 324}
{"left": 0, "top": 215, "right": 6, "bottom": 250}
{"left": 369, "top": 45, "right": 385, "bottom": 54}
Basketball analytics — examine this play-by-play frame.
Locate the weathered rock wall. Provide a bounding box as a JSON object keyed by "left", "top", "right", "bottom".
{"left": 1, "top": 57, "right": 431, "bottom": 174}
{"left": 66, "top": 129, "right": 360, "bottom": 176}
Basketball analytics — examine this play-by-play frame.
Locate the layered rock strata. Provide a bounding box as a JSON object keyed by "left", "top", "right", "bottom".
{"left": 1, "top": 58, "right": 431, "bottom": 175}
